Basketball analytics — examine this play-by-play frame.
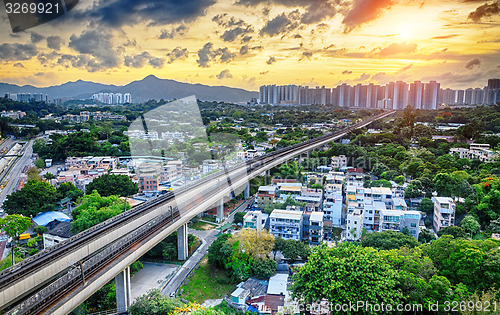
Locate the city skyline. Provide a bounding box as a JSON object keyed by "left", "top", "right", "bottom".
{"left": 259, "top": 78, "right": 500, "bottom": 108}
{"left": 0, "top": 0, "right": 500, "bottom": 90}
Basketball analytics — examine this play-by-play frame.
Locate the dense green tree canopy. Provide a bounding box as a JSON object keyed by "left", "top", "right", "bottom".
{"left": 291, "top": 243, "right": 403, "bottom": 311}
{"left": 361, "top": 230, "right": 419, "bottom": 250}
{"left": 129, "top": 289, "right": 184, "bottom": 315}
{"left": 71, "top": 191, "right": 129, "bottom": 233}
{"left": 0, "top": 214, "right": 32, "bottom": 240}
{"left": 86, "top": 174, "right": 138, "bottom": 197}
{"left": 3, "top": 180, "right": 57, "bottom": 217}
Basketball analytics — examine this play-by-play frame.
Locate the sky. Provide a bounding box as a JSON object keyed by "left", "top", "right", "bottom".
{"left": 1, "top": 0, "right": 500, "bottom": 91}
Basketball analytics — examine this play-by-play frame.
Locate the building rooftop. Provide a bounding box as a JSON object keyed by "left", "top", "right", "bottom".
{"left": 32, "top": 211, "right": 71, "bottom": 227}
{"left": 279, "top": 186, "right": 302, "bottom": 192}
{"left": 267, "top": 273, "right": 288, "bottom": 296}
{"left": 393, "top": 197, "right": 407, "bottom": 208}
{"left": 270, "top": 210, "right": 303, "bottom": 220}
{"left": 309, "top": 212, "right": 324, "bottom": 222}
{"left": 45, "top": 221, "right": 74, "bottom": 238}
{"left": 433, "top": 196, "right": 454, "bottom": 204}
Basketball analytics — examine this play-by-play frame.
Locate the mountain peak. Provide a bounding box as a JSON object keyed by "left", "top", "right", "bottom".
{"left": 143, "top": 75, "right": 160, "bottom": 81}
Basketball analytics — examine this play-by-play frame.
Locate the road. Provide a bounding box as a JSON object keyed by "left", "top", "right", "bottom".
{"left": 0, "top": 139, "right": 34, "bottom": 207}
{"left": 161, "top": 197, "right": 253, "bottom": 297}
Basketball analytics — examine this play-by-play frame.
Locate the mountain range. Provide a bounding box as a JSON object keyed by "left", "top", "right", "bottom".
{"left": 0, "top": 75, "right": 258, "bottom": 103}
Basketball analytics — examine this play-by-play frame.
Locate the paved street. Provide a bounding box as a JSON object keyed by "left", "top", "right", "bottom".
{"left": 130, "top": 262, "right": 178, "bottom": 301}
{"left": 161, "top": 197, "right": 253, "bottom": 297}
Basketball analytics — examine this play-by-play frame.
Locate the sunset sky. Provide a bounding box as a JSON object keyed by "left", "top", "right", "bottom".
{"left": 1, "top": 0, "right": 500, "bottom": 90}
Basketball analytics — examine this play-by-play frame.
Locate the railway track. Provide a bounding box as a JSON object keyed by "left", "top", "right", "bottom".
{"left": 0, "top": 110, "right": 395, "bottom": 314}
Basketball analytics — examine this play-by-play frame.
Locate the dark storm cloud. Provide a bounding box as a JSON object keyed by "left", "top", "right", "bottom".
{"left": 13, "top": 63, "right": 24, "bottom": 67}
{"left": 37, "top": 51, "right": 61, "bottom": 64}
{"left": 196, "top": 43, "right": 236, "bottom": 68}
{"left": 124, "top": 52, "right": 155, "bottom": 68}
{"left": 73, "top": 0, "right": 216, "bottom": 27}
{"left": 342, "top": 70, "right": 352, "bottom": 74}
{"left": 69, "top": 29, "right": 121, "bottom": 71}
{"left": 57, "top": 54, "right": 91, "bottom": 69}
{"left": 0, "top": 43, "right": 37, "bottom": 61}
{"left": 355, "top": 73, "right": 371, "bottom": 81}
{"left": 167, "top": 47, "right": 189, "bottom": 63}
{"left": 124, "top": 52, "right": 164, "bottom": 68}
{"left": 159, "top": 25, "right": 188, "bottom": 39}
{"left": 30, "top": 32, "right": 44, "bottom": 43}
{"left": 468, "top": 1, "right": 500, "bottom": 22}
{"left": 260, "top": 10, "right": 301, "bottom": 37}
{"left": 239, "top": 45, "right": 263, "bottom": 55}
{"left": 342, "top": 0, "right": 394, "bottom": 33}
{"left": 46, "top": 36, "right": 63, "bottom": 50}
{"left": 266, "top": 56, "right": 276, "bottom": 64}
{"left": 149, "top": 58, "right": 165, "bottom": 68}
{"left": 240, "top": 45, "right": 250, "bottom": 55}
{"left": 212, "top": 14, "right": 255, "bottom": 42}
{"left": 216, "top": 69, "right": 233, "bottom": 79}
{"left": 236, "top": 0, "right": 342, "bottom": 25}
{"left": 300, "top": 51, "right": 313, "bottom": 60}
{"left": 465, "top": 58, "right": 481, "bottom": 69}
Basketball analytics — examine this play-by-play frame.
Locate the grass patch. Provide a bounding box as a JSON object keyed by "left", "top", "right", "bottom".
{"left": 189, "top": 221, "right": 217, "bottom": 231}
{"left": 0, "top": 254, "right": 23, "bottom": 271}
{"left": 180, "top": 257, "right": 236, "bottom": 303}
{"left": 201, "top": 216, "right": 217, "bottom": 223}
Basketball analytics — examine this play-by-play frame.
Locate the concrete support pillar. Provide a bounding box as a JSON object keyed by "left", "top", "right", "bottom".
{"left": 298, "top": 155, "right": 302, "bottom": 166}
{"left": 216, "top": 199, "right": 224, "bottom": 223}
{"left": 115, "top": 266, "right": 131, "bottom": 311}
{"left": 244, "top": 182, "right": 250, "bottom": 200}
{"left": 307, "top": 150, "right": 311, "bottom": 159}
{"left": 265, "top": 169, "right": 270, "bottom": 176}
{"left": 177, "top": 223, "right": 188, "bottom": 261}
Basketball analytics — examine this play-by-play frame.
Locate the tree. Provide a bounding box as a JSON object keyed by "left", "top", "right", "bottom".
{"left": 56, "top": 182, "right": 83, "bottom": 202}
{"left": 418, "top": 229, "right": 436, "bottom": 243}
{"left": 33, "top": 225, "right": 48, "bottom": 235}
{"left": 281, "top": 239, "right": 310, "bottom": 262}
{"left": 461, "top": 215, "right": 480, "bottom": 237}
{"left": 43, "top": 172, "right": 56, "bottom": 181}
{"left": 26, "top": 167, "right": 41, "bottom": 182}
{"left": 251, "top": 258, "right": 277, "bottom": 279}
{"left": 433, "top": 173, "right": 458, "bottom": 197}
{"left": 208, "top": 233, "right": 232, "bottom": 268}
{"left": 3, "top": 180, "right": 58, "bottom": 217}
{"left": 34, "top": 158, "right": 45, "bottom": 169}
{"left": 422, "top": 236, "right": 500, "bottom": 292}
{"left": 413, "top": 124, "right": 433, "bottom": 140}
{"left": 405, "top": 180, "right": 425, "bottom": 199}
{"left": 71, "top": 191, "right": 129, "bottom": 233}
{"left": 129, "top": 289, "right": 184, "bottom": 315}
{"left": 291, "top": 244, "right": 402, "bottom": 312}
{"left": 489, "top": 218, "right": 500, "bottom": 233}
{"left": 394, "top": 175, "right": 405, "bottom": 185}
{"left": 272, "top": 236, "right": 286, "bottom": 260}
{"left": 0, "top": 214, "right": 32, "bottom": 265}
{"left": 230, "top": 229, "right": 274, "bottom": 259}
{"left": 437, "top": 226, "right": 467, "bottom": 239}
{"left": 361, "top": 230, "right": 419, "bottom": 250}
{"left": 233, "top": 212, "right": 245, "bottom": 225}
{"left": 420, "top": 198, "right": 434, "bottom": 214}
{"left": 85, "top": 174, "right": 138, "bottom": 197}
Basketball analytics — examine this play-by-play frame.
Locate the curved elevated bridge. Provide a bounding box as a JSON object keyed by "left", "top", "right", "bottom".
{"left": 0, "top": 111, "right": 396, "bottom": 315}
